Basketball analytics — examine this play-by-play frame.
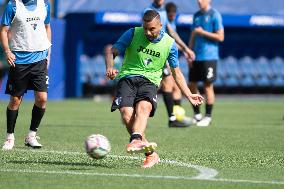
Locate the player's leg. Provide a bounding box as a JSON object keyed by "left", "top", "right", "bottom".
{"left": 112, "top": 78, "right": 138, "bottom": 139}
{"left": 172, "top": 83, "right": 196, "bottom": 125}
{"left": 188, "top": 61, "right": 203, "bottom": 123}
{"left": 135, "top": 78, "right": 160, "bottom": 168}
{"left": 24, "top": 91, "right": 47, "bottom": 148}
{"left": 119, "top": 106, "right": 148, "bottom": 144}
{"left": 162, "top": 71, "right": 190, "bottom": 127}
{"left": 2, "top": 96, "right": 23, "bottom": 150}
{"left": 132, "top": 100, "right": 151, "bottom": 137}
{"left": 25, "top": 60, "right": 48, "bottom": 148}
{"left": 204, "top": 81, "right": 215, "bottom": 116}
{"left": 197, "top": 61, "right": 217, "bottom": 127}
{"left": 188, "top": 81, "right": 202, "bottom": 122}
{"left": 111, "top": 78, "right": 148, "bottom": 154}
{"left": 172, "top": 81, "right": 182, "bottom": 106}
{"left": 161, "top": 71, "right": 175, "bottom": 122}
{"left": 121, "top": 105, "right": 155, "bottom": 155}
{"left": 3, "top": 64, "right": 28, "bottom": 150}
{"left": 126, "top": 77, "right": 158, "bottom": 154}
{"left": 119, "top": 107, "right": 135, "bottom": 136}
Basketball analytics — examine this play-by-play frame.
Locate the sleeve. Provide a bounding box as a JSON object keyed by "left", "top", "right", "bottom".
{"left": 191, "top": 14, "right": 197, "bottom": 29}
{"left": 167, "top": 42, "right": 179, "bottom": 68}
{"left": 1, "top": 2, "right": 16, "bottom": 26}
{"left": 165, "top": 14, "right": 169, "bottom": 26}
{"left": 213, "top": 11, "right": 224, "bottom": 32}
{"left": 44, "top": 0, "right": 51, "bottom": 24}
{"left": 112, "top": 28, "right": 135, "bottom": 54}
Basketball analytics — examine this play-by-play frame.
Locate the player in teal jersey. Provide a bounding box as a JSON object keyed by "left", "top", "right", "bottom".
{"left": 188, "top": 0, "right": 224, "bottom": 127}
{"left": 165, "top": 2, "right": 194, "bottom": 123}
{"left": 105, "top": 10, "right": 203, "bottom": 168}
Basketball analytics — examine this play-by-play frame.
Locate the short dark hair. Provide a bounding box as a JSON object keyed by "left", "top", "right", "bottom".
{"left": 165, "top": 2, "right": 177, "bottom": 13}
{"left": 143, "top": 10, "right": 161, "bottom": 22}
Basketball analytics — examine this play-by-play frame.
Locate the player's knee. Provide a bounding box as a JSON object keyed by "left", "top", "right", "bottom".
{"left": 120, "top": 107, "right": 135, "bottom": 125}
{"left": 35, "top": 96, "right": 47, "bottom": 107}
{"left": 204, "top": 82, "right": 213, "bottom": 91}
{"left": 121, "top": 114, "right": 132, "bottom": 125}
{"left": 136, "top": 103, "right": 151, "bottom": 116}
{"left": 8, "top": 96, "right": 22, "bottom": 109}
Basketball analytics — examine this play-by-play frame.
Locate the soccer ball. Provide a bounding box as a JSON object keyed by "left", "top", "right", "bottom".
{"left": 85, "top": 134, "right": 111, "bottom": 159}
{"left": 173, "top": 105, "right": 186, "bottom": 121}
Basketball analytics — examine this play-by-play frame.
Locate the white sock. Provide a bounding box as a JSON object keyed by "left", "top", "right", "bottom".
{"left": 28, "top": 131, "right": 37, "bottom": 137}
{"left": 169, "top": 115, "right": 176, "bottom": 121}
{"left": 6, "top": 133, "right": 15, "bottom": 140}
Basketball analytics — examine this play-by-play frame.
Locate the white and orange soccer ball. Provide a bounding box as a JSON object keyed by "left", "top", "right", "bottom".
{"left": 85, "top": 134, "right": 111, "bottom": 159}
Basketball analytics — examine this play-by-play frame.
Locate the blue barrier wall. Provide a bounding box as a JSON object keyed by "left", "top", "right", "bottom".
{"left": 0, "top": 19, "right": 66, "bottom": 101}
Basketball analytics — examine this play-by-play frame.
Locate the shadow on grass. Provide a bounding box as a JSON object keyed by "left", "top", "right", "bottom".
{"left": 9, "top": 159, "right": 115, "bottom": 169}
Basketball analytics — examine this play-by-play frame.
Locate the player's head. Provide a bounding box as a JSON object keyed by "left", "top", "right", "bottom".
{"left": 153, "top": 0, "right": 165, "bottom": 7}
{"left": 142, "top": 10, "right": 162, "bottom": 41}
{"left": 197, "top": 0, "right": 211, "bottom": 11}
{"left": 165, "top": 2, "right": 177, "bottom": 22}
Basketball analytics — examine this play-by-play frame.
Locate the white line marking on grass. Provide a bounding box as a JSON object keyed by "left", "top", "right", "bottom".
{"left": 160, "top": 159, "right": 218, "bottom": 180}
{"left": 1, "top": 149, "right": 284, "bottom": 185}
{"left": 1, "top": 168, "right": 284, "bottom": 185}
{"left": 208, "top": 178, "right": 284, "bottom": 185}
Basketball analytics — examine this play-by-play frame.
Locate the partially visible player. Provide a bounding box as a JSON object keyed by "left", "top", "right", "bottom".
{"left": 1, "top": 0, "right": 52, "bottom": 150}
{"left": 165, "top": 2, "right": 192, "bottom": 122}
{"left": 188, "top": 0, "right": 224, "bottom": 126}
{"left": 145, "top": 0, "right": 195, "bottom": 127}
{"left": 105, "top": 10, "right": 203, "bottom": 168}
{"left": 0, "top": 47, "right": 9, "bottom": 91}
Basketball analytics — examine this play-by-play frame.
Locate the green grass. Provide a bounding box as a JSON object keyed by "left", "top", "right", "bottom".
{"left": 0, "top": 97, "right": 284, "bottom": 189}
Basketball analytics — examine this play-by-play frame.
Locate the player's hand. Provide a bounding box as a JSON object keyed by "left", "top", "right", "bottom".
{"left": 106, "top": 68, "right": 118, "bottom": 80}
{"left": 183, "top": 48, "right": 195, "bottom": 63}
{"left": 188, "top": 94, "right": 204, "bottom": 106}
{"left": 5, "top": 51, "right": 16, "bottom": 67}
{"left": 193, "top": 27, "right": 205, "bottom": 36}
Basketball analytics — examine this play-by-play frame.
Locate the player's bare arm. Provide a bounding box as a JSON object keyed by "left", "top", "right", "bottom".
{"left": 104, "top": 45, "right": 119, "bottom": 80}
{"left": 171, "top": 67, "right": 204, "bottom": 106}
{"left": 193, "top": 27, "right": 224, "bottom": 42}
{"left": 188, "top": 32, "right": 196, "bottom": 67}
{"left": 0, "top": 25, "right": 16, "bottom": 67}
{"left": 188, "top": 32, "right": 195, "bottom": 50}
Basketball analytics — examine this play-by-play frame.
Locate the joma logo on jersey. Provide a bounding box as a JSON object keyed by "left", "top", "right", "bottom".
{"left": 137, "top": 46, "right": 160, "bottom": 58}
{"left": 26, "top": 17, "right": 40, "bottom": 22}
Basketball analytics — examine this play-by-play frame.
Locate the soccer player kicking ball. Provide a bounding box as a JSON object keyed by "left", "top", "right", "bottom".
{"left": 105, "top": 10, "right": 204, "bottom": 168}
{"left": 1, "top": 0, "right": 51, "bottom": 150}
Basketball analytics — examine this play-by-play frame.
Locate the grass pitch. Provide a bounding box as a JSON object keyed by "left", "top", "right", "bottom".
{"left": 0, "top": 96, "right": 283, "bottom": 189}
